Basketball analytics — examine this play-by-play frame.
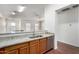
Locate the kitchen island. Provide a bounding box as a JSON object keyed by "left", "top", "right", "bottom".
{"left": 0, "top": 33, "right": 54, "bottom": 54}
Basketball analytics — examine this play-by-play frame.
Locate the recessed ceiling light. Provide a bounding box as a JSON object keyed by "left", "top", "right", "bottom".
{"left": 11, "top": 11, "right": 16, "bottom": 15}
{"left": 18, "top": 5, "right": 26, "bottom": 12}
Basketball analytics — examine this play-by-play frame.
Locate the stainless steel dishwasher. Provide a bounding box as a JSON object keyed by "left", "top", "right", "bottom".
{"left": 47, "top": 35, "right": 54, "bottom": 50}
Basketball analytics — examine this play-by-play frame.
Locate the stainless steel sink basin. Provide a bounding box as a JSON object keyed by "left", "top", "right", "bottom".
{"left": 29, "top": 35, "right": 43, "bottom": 38}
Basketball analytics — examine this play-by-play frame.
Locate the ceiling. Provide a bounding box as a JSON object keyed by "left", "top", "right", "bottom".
{"left": 0, "top": 4, "right": 48, "bottom": 20}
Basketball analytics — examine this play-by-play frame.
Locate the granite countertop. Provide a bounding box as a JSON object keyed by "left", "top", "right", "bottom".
{"left": 0, "top": 34, "right": 54, "bottom": 48}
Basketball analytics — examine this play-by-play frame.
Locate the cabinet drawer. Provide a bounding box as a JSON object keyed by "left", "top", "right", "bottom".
{"left": 40, "top": 38, "right": 46, "bottom": 41}
{"left": 4, "top": 42, "right": 29, "bottom": 51}
{"left": 6, "top": 49, "right": 18, "bottom": 54}
{"left": 30, "top": 40, "right": 39, "bottom": 45}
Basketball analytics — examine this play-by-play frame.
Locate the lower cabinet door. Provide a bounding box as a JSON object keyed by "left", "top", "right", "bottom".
{"left": 6, "top": 49, "right": 18, "bottom": 54}
{"left": 39, "top": 39, "right": 47, "bottom": 54}
{"left": 30, "top": 44, "right": 39, "bottom": 54}
{"left": 19, "top": 47, "right": 29, "bottom": 54}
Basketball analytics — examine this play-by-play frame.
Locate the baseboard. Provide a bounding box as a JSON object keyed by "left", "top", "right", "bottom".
{"left": 57, "top": 41, "right": 79, "bottom": 54}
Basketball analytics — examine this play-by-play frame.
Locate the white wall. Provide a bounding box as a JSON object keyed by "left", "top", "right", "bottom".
{"left": 43, "top": 4, "right": 70, "bottom": 49}
{"left": 56, "top": 5, "right": 79, "bottom": 47}
{"left": 0, "top": 17, "right": 6, "bottom": 33}
{"left": 43, "top": 4, "right": 70, "bottom": 33}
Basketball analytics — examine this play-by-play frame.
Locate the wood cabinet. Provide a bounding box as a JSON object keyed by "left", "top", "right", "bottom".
{"left": 19, "top": 43, "right": 29, "bottom": 54}
{"left": 2, "top": 45, "right": 19, "bottom": 54}
{"left": 39, "top": 38, "right": 47, "bottom": 54}
{"left": 6, "top": 49, "right": 18, "bottom": 54}
{"left": 29, "top": 40, "right": 39, "bottom": 54}
{"left": 0, "top": 42, "right": 30, "bottom": 54}
{"left": 19, "top": 46, "right": 29, "bottom": 54}
{"left": 0, "top": 35, "right": 54, "bottom": 54}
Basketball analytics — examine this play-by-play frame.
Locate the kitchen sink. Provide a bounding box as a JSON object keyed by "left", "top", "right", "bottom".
{"left": 29, "top": 35, "right": 43, "bottom": 38}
